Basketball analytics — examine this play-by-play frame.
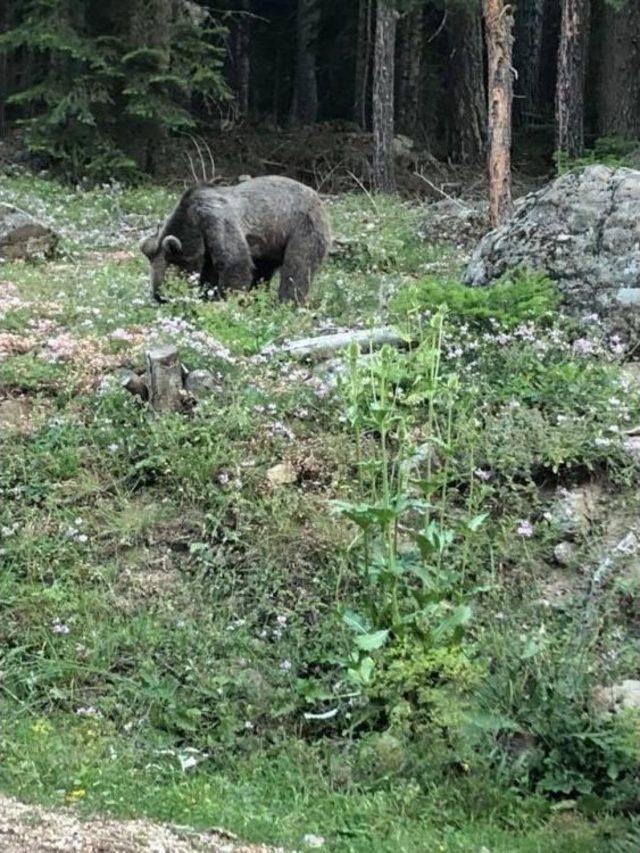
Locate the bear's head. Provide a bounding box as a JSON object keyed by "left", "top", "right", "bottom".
{"left": 140, "top": 232, "right": 184, "bottom": 304}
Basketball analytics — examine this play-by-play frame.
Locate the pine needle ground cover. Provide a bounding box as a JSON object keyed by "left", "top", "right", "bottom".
{"left": 0, "top": 176, "right": 638, "bottom": 852}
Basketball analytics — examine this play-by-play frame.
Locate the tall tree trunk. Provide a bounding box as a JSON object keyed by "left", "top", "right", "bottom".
{"left": 483, "top": 0, "right": 515, "bottom": 227}
{"left": 514, "top": 0, "right": 546, "bottom": 124}
{"left": 555, "top": 0, "right": 589, "bottom": 160}
{"left": 395, "top": 7, "right": 424, "bottom": 139}
{"left": 354, "top": 0, "right": 374, "bottom": 129}
{"left": 597, "top": 1, "right": 640, "bottom": 139}
{"left": 0, "top": 0, "right": 7, "bottom": 137}
{"left": 127, "top": 0, "right": 173, "bottom": 172}
{"left": 129, "top": 0, "right": 171, "bottom": 53}
{"left": 229, "top": 0, "right": 251, "bottom": 119}
{"left": 448, "top": 7, "right": 487, "bottom": 164}
{"left": 373, "top": 1, "right": 399, "bottom": 192}
{"left": 290, "top": 0, "right": 322, "bottom": 126}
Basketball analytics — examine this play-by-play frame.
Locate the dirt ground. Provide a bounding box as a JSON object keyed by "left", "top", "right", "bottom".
{"left": 0, "top": 796, "right": 282, "bottom": 853}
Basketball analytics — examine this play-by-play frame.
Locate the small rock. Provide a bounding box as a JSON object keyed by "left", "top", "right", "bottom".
{"left": 0, "top": 203, "right": 59, "bottom": 260}
{"left": 184, "top": 369, "right": 217, "bottom": 400}
{"left": 592, "top": 680, "right": 640, "bottom": 715}
{"left": 553, "top": 541, "right": 577, "bottom": 566}
{"left": 266, "top": 461, "right": 297, "bottom": 486}
{"left": 623, "top": 435, "right": 640, "bottom": 462}
{"left": 621, "top": 361, "right": 640, "bottom": 390}
{"left": 0, "top": 398, "right": 34, "bottom": 433}
{"left": 548, "top": 484, "right": 601, "bottom": 537}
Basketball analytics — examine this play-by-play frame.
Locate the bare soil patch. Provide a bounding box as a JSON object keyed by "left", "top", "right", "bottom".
{"left": 0, "top": 795, "right": 281, "bottom": 852}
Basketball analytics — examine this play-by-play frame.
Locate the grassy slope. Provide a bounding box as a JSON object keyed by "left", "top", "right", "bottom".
{"left": 0, "top": 175, "right": 638, "bottom": 852}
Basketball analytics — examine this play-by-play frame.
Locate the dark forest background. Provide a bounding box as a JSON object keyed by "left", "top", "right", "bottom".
{"left": 0, "top": 0, "right": 638, "bottom": 186}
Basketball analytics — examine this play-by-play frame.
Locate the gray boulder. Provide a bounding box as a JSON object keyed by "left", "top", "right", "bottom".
{"left": 0, "top": 203, "right": 59, "bottom": 260}
{"left": 465, "top": 165, "right": 640, "bottom": 334}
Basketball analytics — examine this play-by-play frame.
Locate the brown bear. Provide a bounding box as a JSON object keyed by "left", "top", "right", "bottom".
{"left": 140, "top": 175, "right": 331, "bottom": 305}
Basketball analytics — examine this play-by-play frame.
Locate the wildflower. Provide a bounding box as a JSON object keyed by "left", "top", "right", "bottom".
{"left": 109, "top": 328, "right": 133, "bottom": 342}
{"left": 516, "top": 520, "right": 534, "bottom": 539}
{"left": 474, "top": 468, "right": 492, "bottom": 482}
{"left": 280, "top": 659, "right": 292, "bottom": 672}
{"left": 65, "top": 789, "right": 86, "bottom": 803}
{"left": 572, "top": 337, "right": 596, "bottom": 356}
{"left": 302, "top": 835, "right": 325, "bottom": 849}
{"left": 51, "top": 618, "right": 70, "bottom": 635}
{"left": 244, "top": 720, "right": 254, "bottom": 730}
{"left": 276, "top": 614, "right": 288, "bottom": 626}
{"left": 609, "top": 335, "right": 625, "bottom": 356}
{"left": 76, "top": 706, "right": 101, "bottom": 718}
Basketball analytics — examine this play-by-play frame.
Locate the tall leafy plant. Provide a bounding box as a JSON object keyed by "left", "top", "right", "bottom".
{"left": 332, "top": 313, "right": 486, "bottom": 728}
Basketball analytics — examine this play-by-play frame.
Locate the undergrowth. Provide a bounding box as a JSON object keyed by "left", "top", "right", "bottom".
{"left": 0, "top": 175, "right": 638, "bottom": 851}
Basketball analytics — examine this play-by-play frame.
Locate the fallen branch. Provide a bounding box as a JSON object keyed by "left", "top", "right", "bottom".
{"left": 276, "top": 327, "right": 411, "bottom": 362}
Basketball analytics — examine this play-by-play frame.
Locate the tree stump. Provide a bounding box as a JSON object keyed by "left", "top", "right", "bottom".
{"left": 146, "top": 346, "right": 185, "bottom": 414}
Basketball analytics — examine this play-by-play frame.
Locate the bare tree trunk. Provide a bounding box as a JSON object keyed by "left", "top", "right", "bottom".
{"left": 127, "top": 0, "right": 173, "bottom": 172}
{"left": 395, "top": 7, "right": 424, "bottom": 139}
{"left": 597, "top": 1, "right": 640, "bottom": 139}
{"left": 229, "top": 0, "right": 251, "bottom": 119}
{"left": 514, "top": 0, "right": 546, "bottom": 124}
{"left": 129, "top": 0, "right": 171, "bottom": 52}
{"left": 373, "top": 1, "right": 399, "bottom": 193}
{"left": 483, "top": 0, "right": 515, "bottom": 228}
{"left": 290, "top": 0, "right": 322, "bottom": 126}
{"left": 0, "top": 0, "right": 7, "bottom": 137}
{"left": 555, "top": 0, "right": 589, "bottom": 160}
{"left": 448, "top": 8, "right": 487, "bottom": 164}
{"left": 354, "top": 0, "right": 374, "bottom": 129}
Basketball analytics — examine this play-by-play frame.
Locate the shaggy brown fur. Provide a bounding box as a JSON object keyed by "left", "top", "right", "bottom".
{"left": 140, "top": 176, "right": 331, "bottom": 305}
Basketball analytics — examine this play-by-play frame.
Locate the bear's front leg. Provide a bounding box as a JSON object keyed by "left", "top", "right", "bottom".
{"left": 204, "top": 221, "right": 253, "bottom": 296}
{"left": 198, "top": 257, "right": 221, "bottom": 300}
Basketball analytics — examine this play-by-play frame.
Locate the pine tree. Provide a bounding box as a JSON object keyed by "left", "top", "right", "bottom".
{"left": 447, "top": 1, "right": 487, "bottom": 164}
{"left": 354, "top": 0, "right": 374, "bottom": 129}
{"left": 555, "top": 0, "right": 590, "bottom": 160}
{"left": 597, "top": 0, "right": 640, "bottom": 139}
{"left": 290, "top": 0, "right": 322, "bottom": 126}
{"left": 395, "top": 6, "right": 425, "bottom": 139}
{"left": 0, "top": 0, "right": 229, "bottom": 180}
{"left": 484, "top": 0, "right": 515, "bottom": 226}
{"left": 373, "top": 0, "right": 399, "bottom": 192}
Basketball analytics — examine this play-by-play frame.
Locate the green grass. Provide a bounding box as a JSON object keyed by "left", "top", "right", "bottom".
{"left": 0, "top": 174, "right": 639, "bottom": 851}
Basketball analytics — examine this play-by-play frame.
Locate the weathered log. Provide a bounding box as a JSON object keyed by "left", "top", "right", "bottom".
{"left": 277, "top": 327, "right": 409, "bottom": 362}
{"left": 145, "top": 346, "right": 185, "bottom": 414}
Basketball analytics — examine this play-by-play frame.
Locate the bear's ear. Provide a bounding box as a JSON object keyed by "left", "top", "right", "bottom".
{"left": 162, "top": 235, "right": 182, "bottom": 256}
{"left": 140, "top": 234, "right": 159, "bottom": 258}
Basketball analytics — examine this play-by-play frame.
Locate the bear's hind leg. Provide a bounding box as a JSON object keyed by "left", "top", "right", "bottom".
{"left": 278, "top": 216, "right": 328, "bottom": 305}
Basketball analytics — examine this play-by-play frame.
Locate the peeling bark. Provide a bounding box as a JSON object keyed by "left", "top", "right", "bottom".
{"left": 483, "top": 0, "right": 515, "bottom": 227}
